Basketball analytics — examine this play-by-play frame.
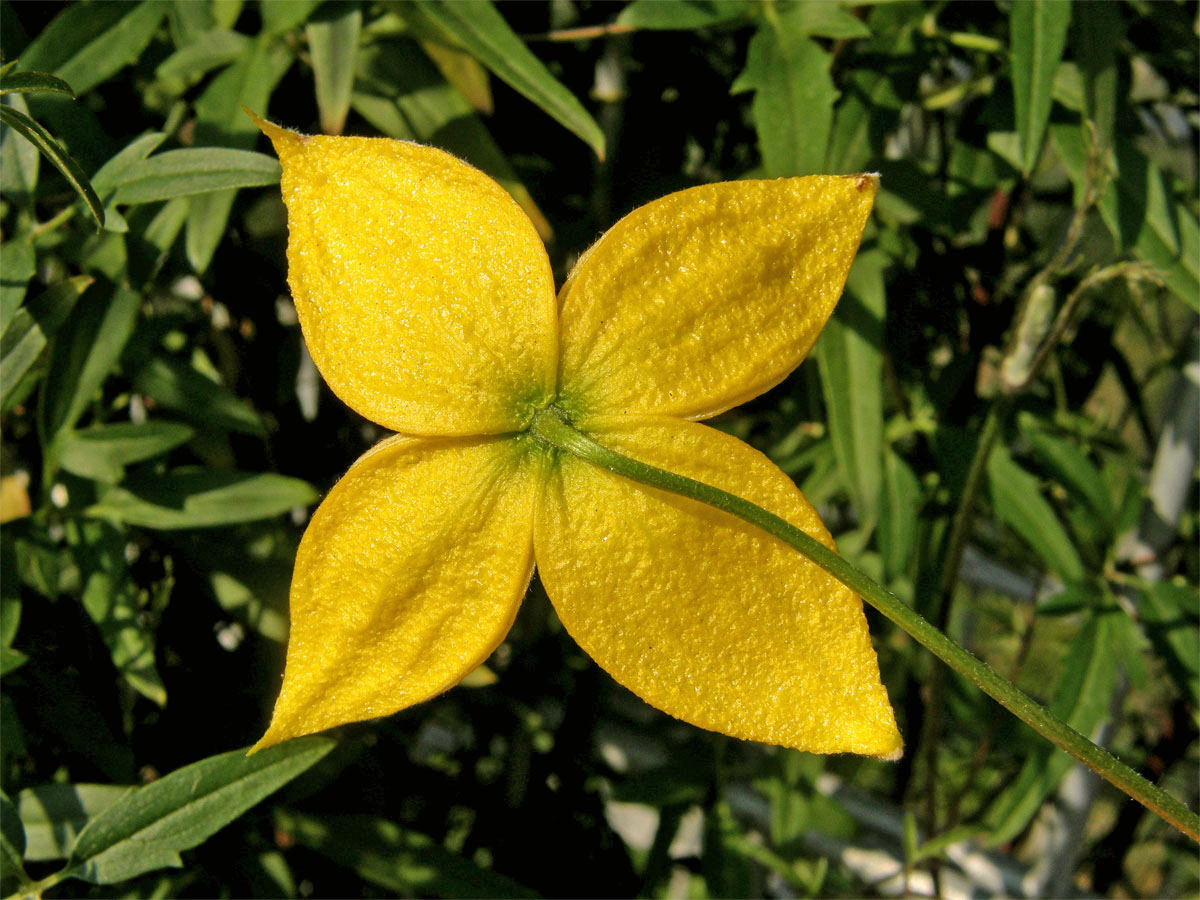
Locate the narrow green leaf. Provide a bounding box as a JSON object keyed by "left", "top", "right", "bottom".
{"left": 788, "top": 1, "right": 871, "bottom": 39}
{"left": 154, "top": 30, "right": 250, "bottom": 82}
{"left": 1074, "top": 0, "right": 1121, "bottom": 150}
{"left": 1053, "top": 126, "right": 1200, "bottom": 310}
{"left": 0, "top": 275, "right": 94, "bottom": 401}
{"left": 826, "top": 4, "right": 916, "bottom": 172}
{"left": 212, "top": 0, "right": 244, "bottom": 30}
{"left": 87, "top": 471, "right": 318, "bottom": 529}
{"left": 987, "top": 443, "right": 1085, "bottom": 583}
{"left": 407, "top": 0, "right": 605, "bottom": 159}
{"left": 59, "top": 422, "right": 194, "bottom": 484}
{"left": 816, "top": 248, "right": 887, "bottom": 530}
{"left": 880, "top": 447, "right": 921, "bottom": 582}
{"left": 90, "top": 132, "right": 168, "bottom": 197}
{"left": 617, "top": 0, "right": 750, "bottom": 30}
{"left": 986, "top": 610, "right": 1117, "bottom": 844}
{"left": 21, "top": 1, "right": 165, "bottom": 96}
{"left": 133, "top": 355, "right": 265, "bottom": 436}
{"left": 1, "top": 94, "right": 41, "bottom": 199}
{"left": 0, "top": 104, "right": 104, "bottom": 227}
{"left": 1021, "top": 419, "right": 1115, "bottom": 536}
{"left": 1, "top": 791, "right": 28, "bottom": 896}
{"left": 1140, "top": 581, "right": 1200, "bottom": 708}
{"left": 1010, "top": 0, "right": 1072, "bottom": 174}
{"left": 0, "top": 70, "right": 75, "bottom": 97}
{"left": 39, "top": 283, "right": 142, "bottom": 451}
{"left": 81, "top": 569, "right": 166, "bottom": 705}
{"left": 308, "top": 6, "right": 361, "bottom": 135}
{"left": 186, "top": 35, "right": 294, "bottom": 272}
{"left": 732, "top": 14, "right": 835, "bottom": 176}
{"left": 62, "top": 738, "right": 335, "bottom": 885}
{"left": 260, "top": 0, "right": 321, "bottom": 34}
{"left": 0, "top": 239, "right": 37, "bottom": 337}
{"left": 109, "top": 148, "right": 281, "bottom": 205}
{"left": 274, "top": 809, "right": 539, "bottom": 899}
{"left": 18, "top": 784, "right": 131, "bottom": 861}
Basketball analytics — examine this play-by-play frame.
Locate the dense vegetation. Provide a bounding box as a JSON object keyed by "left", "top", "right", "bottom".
{"left": 1, "top": 1, "right": 1197, "bottom": 897}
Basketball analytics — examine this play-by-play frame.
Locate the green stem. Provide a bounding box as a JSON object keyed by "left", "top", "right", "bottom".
{"left": 529, "top": 408, "right": 1200, "bottom": 843}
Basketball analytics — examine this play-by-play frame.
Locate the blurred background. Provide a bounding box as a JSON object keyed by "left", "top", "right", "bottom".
{"left": 1, "top": 1, "right": 1197, "bottom": 897}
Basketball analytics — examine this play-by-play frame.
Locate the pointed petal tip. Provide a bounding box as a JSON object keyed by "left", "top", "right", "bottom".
{"left": 243, "top": 107, "right": 303, "bottom": 153}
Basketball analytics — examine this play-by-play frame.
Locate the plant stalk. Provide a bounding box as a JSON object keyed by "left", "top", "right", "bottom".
{"left": 528, "top": 408, "right": 1200, "bottom": 843}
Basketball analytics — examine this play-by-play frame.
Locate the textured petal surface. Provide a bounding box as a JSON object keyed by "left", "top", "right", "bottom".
{"left": 256, "top": 434, "right": 540, "bottom": 748}
{"left": 535, "top": 416, "right": 901, "bottom": 757}
{"left": 258, "top": 116, "right": 556, "bottom": 435}
{"left": 557, "top": 176, "right": 877, "bottom": 420}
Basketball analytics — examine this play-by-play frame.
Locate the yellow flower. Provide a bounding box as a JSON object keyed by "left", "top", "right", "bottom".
{"left": 250, "top": 114, "right": 902, "bottom": 759}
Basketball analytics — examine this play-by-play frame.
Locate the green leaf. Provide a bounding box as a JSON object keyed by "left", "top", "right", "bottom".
{"left": 133, "top": 355, "right": 265, "bottom": 436}
{"left": 87, "top": 471, "right": 318, "bottom": 529}
{"left": 154, "top": 30, "right": 250, "bottom": 82}
{"left": 826, "top": 5, "right": 916, "bottom": 172}
{"left": 259, "top": 0, "right": 321, "bottom": 34}
{"left": 787, "top": 1, "right": 871, "bottom": 39}
{"left": 1, "top": 94, "right": 41, "bottom": 199}
{"left": 81, "top": 568, "right": 167, "bottom": 706}
{"left": 1010, "top": 0, "right": 1071, "bottom": 174}
{"left": 1, "top": 791, "right": 28, "bottom": 896}
{"left": 617, "top": 0, "right": 750, "bottom": 30}
{"left": 109, "top": 148, "right": 282, "bottom": 205}
{"left": 986, "top": 609, "right": 1117, "bottom": 844}
{"left": 59, "top": 422, "right": 194, "bottom": 484}
{"left": 1140, "top": 581, "right": 1200, "bottom": 709}
{"left": 90, "top": 132, "right": 168, "bottom": 198}
{"left": 732, "top": 13, "right": 835, "bottom": 176}
{"left": 1073, "top": 0, "right": 1121, "bottom": 150}
{"left": 274, "top": 809, "right": 539, "bottom": 899}
{"left": 0, "top": 276, "right": 94, "bottom": 402}
{"left": 39, "top": 283, "right": 142, "bottom": 453}
{"left": 1053, "top": 126, "right": 1200, "bottom": 310}
{"left": 19, "top": 1, "right": 166, "bottom": 96}
{"left": 308, "top": 6, "right": 361, "bottom": 135}
{"left": 186, "top": 35, "right": 294, "bottom": 272}
{"left": 0, "top": 239, "right": 35, "bottom": 336}
{"left": 17, "top": 784, "right": 130, "bottom": 861}
{"left": 880, "top": 446, "right": 921, "bottom": 582}
{"left": 0, "top": 70, "right": 74, "bottom": 97}
{"left": 407, "top": 0, "right": 605, "bottom": 159}
{"left": 1021, "top": 419, "right": 1115, "bottom": 537}
{"left": 61, "top": 738, "right": 335, "bottom": 885}
{"left": 987, "top": 443, "right": 1085, "bottom": 583}
{"left": 0, "top": 104, "right": 104, "bottom": 227}
{"left": 816, "top": 248, "right": 887, "bottom": 530}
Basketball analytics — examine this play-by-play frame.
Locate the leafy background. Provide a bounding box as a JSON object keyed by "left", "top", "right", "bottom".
{"left": 1, "top": 1, "right": 1197, "bottom": 897}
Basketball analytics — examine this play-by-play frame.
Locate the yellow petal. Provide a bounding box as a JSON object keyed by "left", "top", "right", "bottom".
{"left": 534, "top": 415, "right": 901, "bottom": 757}
{"left": 557, "top": 176, "right": 877, "bottom": 421}
{"left": 255, "top": 114, "right": 557, "bottom": 435}
{"left": 255, "top": 434, "right": 540, "bottom": 749}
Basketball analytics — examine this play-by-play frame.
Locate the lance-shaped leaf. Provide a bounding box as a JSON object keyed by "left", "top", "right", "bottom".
{"left": 406, "top": 0, "right": 605, "bottom": 158}
{"left": 60, "top": 738, "right": 335, "bottom": 884}
{"left": 0, "top": 103, "right": 103, "bottom": 226}
{"left": 1010, "top": 0, "right": 1071, "bottom": 174}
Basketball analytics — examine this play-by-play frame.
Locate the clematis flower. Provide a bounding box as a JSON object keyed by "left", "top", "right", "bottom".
{"left": 250, "top": 113, "right": 902, "bottom": 759}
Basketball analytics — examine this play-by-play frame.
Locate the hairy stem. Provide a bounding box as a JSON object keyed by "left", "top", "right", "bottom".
{"left": 528, "top": 408, "right": 1200, "bottom": 843}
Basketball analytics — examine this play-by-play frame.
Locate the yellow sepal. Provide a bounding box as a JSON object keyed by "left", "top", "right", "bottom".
{"left": 253, "top": 113, "right": 557, "bottom": 436}
{"left": 534, "top": 415, "right": 902, "bottom": 758}
{"left": 254, "top": 434, "right": 540, "bottom": 750}
{"left": 557, "top": 176, "right": 878, "bottom": 421}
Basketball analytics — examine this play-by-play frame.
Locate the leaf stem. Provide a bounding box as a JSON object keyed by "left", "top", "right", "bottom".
{"left": 529, "top": 408, "right": 1200, "bottom": 843}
